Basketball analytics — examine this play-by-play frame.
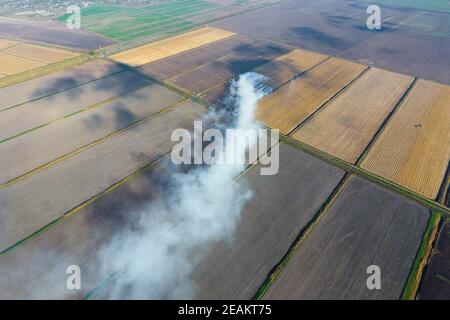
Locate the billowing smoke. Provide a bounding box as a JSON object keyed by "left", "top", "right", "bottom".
{"left": 97, "top": 73, "right": 270, "bottom": 299}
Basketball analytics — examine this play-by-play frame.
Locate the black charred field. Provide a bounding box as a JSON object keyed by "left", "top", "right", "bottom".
{"left": 0, "top": 0, "right": 449, "bottom": 300}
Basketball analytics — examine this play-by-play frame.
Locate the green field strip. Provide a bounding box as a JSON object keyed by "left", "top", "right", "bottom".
{"left": 152, "top": 2, "right": 220, "bottom": 17}
{"left": 87, "top": 16, "right": 172, "bottom": 36}
{"left": 174, "top": 4, "right": 224, "bottom": 20}
{"left": 354, "top": 78, "right": 418, "bottom": 166}
{"left": 142, "top": 0, "right": 207, "bottom": 12}
{"left": 104, "top": 16, "right": 179, "bottom": 38}
{"left": 278, "top": 133, "right": 450, "bottom": 216}
{"left": 401, "top": 211, "right": 441, "bottom": 300}
{"left": 254, "top": 172, "right": 351, "bottom": 299}
{"left": 0, "top": 91, "right": 188, "bottom": 189}
{"left": 115, "top": 20, "right": 196, "bottom": 42}
{"left": 151, "top": 1, "right": 217, "bottom": 14}
{"left": 111, "top": 17, "right": 190, "bottom": 40}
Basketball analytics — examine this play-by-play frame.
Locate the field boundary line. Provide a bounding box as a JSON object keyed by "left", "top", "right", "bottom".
{"left": 288, "top": 65, "right": 370, "bottom": 136}
{"left": 437, "top": 161, "right": 450, "bottom": 205}
{"left": 0, "top": 97, "right": 189, "bottom": 189}
{"left": 0, "top": 49, "right": 72, "bottom": 65}
{"left": 0, "top": 54, "right": 94, "bottom": 90}
{"left": 401, "top": 211, "right": 441, "bottom": 300}
{"left": 0, "top": 42, "right": 22, "bottom": 52}
{"left": 253, "top": 173, "right": 351, "bottom": 299}
{"left": 0, "top": 151, "right": 171, "bottom": 256}
{"left": 355, "top": 78, "right": 418, "bottom": 166}
{"left": 165, "top": 52, "right": 236, "bottom": 83}
{"left": 203, "top": 53, "right": 332, "bottom": 98}
{"left": 278, "top": 133, "right": 450, "bottom": 216}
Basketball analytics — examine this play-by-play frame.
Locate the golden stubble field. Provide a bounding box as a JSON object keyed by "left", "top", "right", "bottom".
{"left": 361, "top": 79, "right": 450, "bottom": 199}
{"left": 293, "top": 68, "right": 414, "bottom": 163}
{"left": 0, "top": 39, "right": 78, "bottom": 76}
{"left": 255, "top": 58, "right": 367, "bottom": 134}
{"left": 111, "top": 27, "right": 234, "bottom": 67}
{"left": 252, "top": 48, "right": 328, "bottom": 89}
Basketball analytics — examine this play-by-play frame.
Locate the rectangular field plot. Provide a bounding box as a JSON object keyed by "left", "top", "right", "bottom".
{"left": 0, "top": 100, "right": 206, "bottom": 252}
{"left": 199, "top": 48, "right": 329, "bottom": 104}
{"left": 191, "top": 144, "right": 345, "bottom": 299}
{"left": 0, "top": 39, "right": 18, "bottom": 50}
{"left": 0, "top": 85, "right": 184, "bottom": 185}
{"left": 3, "top": 43, "right": 77, "bottom": 64}
{"left": 0, "top": 143, "right": 345, "bottom": 298}
{"left": 0, "top": 52, "right": 45, "bottom": 75}
{"left": 137, "top": 35, "right": 245, "bottom": 80}
{"left": 0, "top": 70, "right": 152, "bottom": 142}
{"left": 264, "top": 176, "right": 429, "bottom": 300}
{"left": 0, "top": 40, "right": 78, "bottom": 78}
{"left": 0, "top": 162, "right": 175, "bottom": 299}
{"left": 361, "top": 80, "right": 450, "bottom": 199}
{"left": 0, "top": 59, "right": 124, "bottom": 111}
{"left": 418, "top": 219, "right": 450, "bottom": 299}
{"left": 252, "top": 49, "right": 328, "bottom": 90}
{"left": 166, "top": 38, "right": 290, "bottom": 94}
{"left": 111, "top": 27, "right": 234, "bottom": 67}
{"left": 293, "top": 68, "right": 413, "bottom": 163}
{"left": 255, "top": 58, "right": 367, "bottom": 134}
{"left": 341, "top": 30, "right": 450, "bottom": 85}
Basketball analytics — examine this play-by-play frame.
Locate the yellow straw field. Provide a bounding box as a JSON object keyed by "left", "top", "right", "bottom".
{"left": 0, "top": 39, "right": 18, "bottom": 50}
{"left": 255, "top": 58, "right": 367, "bottom": 134}
{"left": 253, "top": 49, "right": 329, "bottom": 89}
{"left": 111, "top": 27, "right": 234, "bottom": 67}
{"left": 3, "top": 44, "right": 78, "bottom": 64}
{"left": 293, "top": 68, "right": 413, "bottom": 163}
{"left": 0, "top": 53, "right": 45, "bottom": 75}
{"left": 361, "top": 79, "right": 450, "bottom": 199}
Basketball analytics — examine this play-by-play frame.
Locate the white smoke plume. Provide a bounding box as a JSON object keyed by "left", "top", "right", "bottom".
{"left": 96, "top": 73, "right": 270, "bottom": 299}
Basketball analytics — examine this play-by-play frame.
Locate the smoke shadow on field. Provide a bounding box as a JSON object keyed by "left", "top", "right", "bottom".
{"left": 290, "top": 26, "right": 350, "bottom": 51}
{"left": 31, "top": 60, "right": 151, "bottom": 103}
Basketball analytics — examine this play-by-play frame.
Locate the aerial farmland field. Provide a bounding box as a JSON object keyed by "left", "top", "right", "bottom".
{"left": 0, "top": 0, "right": 449, "bottom": 304}
{"left": 111, "top": 27, "right": 234, "bottom": 66}
{"left": 0, "top": 100, "right": 205, "bottom": 252}
{"left": 361, "top": 80, "right": 450, "bottom": 199}
{"left": 57, "top": 1, "right": 222, "bottom": 42}
{"left": 255, "top": 58, "right": 367, "bottom": 134}
{"left": 293, "top": 68, "right": 414, "bottom": 164}
{"left": 263, "top": 176, "right": 430, "bottom": 300}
